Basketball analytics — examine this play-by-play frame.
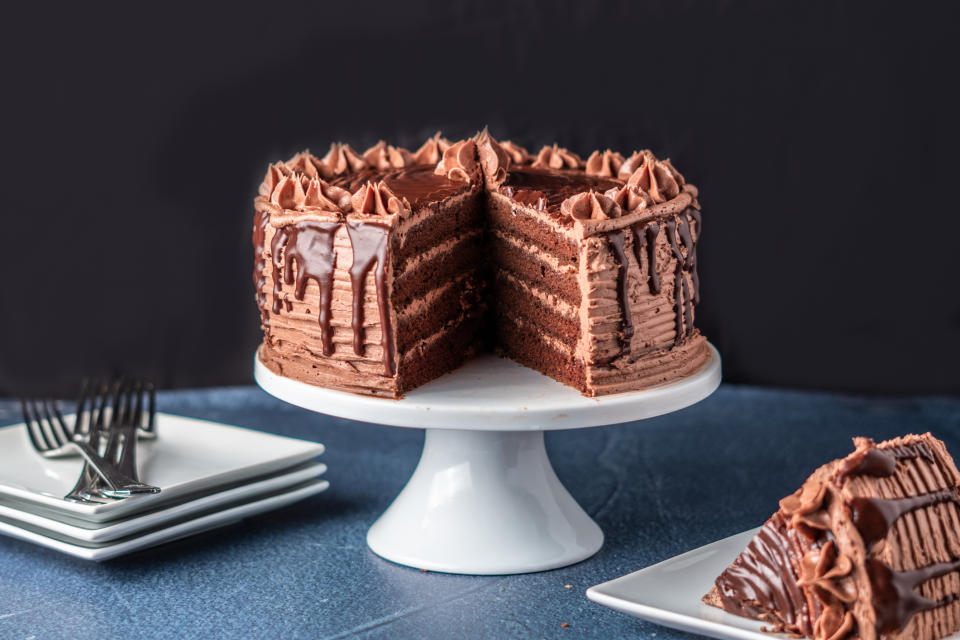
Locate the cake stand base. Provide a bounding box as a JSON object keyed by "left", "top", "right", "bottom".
{"left": 366, "top": 429, "right": 603, "bottom": 575}
{"left": 254, "top": 344, "right": 721, "bottom": 575}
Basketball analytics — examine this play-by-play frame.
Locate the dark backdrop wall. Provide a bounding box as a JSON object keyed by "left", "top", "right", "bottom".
{"left": 2, "top": 1, "right": 958, "bottom": 396}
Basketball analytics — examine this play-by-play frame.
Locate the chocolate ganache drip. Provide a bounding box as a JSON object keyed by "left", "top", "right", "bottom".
{"left": 346, "top": 223, "right": 395, "bottom": 375}
{"left": 665, "top": 209, "right": 700, "bottom": 343}
{"left": 270, "top": 222, "right": 339, "bottom": 356}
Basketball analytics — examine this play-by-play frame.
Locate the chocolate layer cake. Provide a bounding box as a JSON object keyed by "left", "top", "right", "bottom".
{"left": 253, "top": 130, "right": 709, "bottom": 397}
{"left": 705, "top": 433, "right": 960, "bottom": 640}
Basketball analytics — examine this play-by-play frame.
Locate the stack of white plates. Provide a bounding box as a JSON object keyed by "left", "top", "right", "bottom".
{"left": 0, "top": 413, "right": 328, "bottom": 560}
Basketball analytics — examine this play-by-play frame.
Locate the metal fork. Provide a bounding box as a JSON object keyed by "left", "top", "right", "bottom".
{"left": 21, "top": 389, "right": 160, "bottom": 498}
{"left": 94, "top": 380, "right": 156, "bottom": 499}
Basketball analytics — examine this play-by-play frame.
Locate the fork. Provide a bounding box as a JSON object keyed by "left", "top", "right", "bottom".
{"left": 93, "top": 380, "right": 157, "bottom": 499}
{"left": 21, "top": 390, "right": 160, "bottom": 498}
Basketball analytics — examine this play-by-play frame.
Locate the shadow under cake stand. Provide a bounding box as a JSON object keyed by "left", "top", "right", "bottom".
{"left": 254, "top": 343, "right": 721, "bottom": 575}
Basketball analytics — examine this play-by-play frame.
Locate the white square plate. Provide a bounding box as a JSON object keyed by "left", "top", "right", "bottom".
{"left": 0, "top": 461, "right": 326, "bottom": 543}
{"left": 587, "top": 528, "right": 959, "bottom": 640}
{"left": 0, "top": 413, "right": 325, "bottom": 522}
{"left": 0, "top": 478, "right": 329, "bottom": 561}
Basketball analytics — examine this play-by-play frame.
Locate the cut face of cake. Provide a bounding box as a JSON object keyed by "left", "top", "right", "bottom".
{"left": 704, "top": 433, "right": 960, "bottom": 640}
{"left": 253, "top": 130, "right": 709, "bottom": 397}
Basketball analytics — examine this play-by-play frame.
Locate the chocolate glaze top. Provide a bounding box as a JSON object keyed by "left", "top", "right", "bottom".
{"left": 501, "top": 167, "right": 623, "bottom": 214}
{"left": 331, "top": 164, "right": 472, "bottom": 210}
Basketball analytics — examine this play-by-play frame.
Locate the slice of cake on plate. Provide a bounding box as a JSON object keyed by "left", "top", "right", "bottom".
{"left": 253, "top": 129, "right": 709, "bottom": 397}
{"left": 704, "top": 432, "right": 960, "bottom": 640}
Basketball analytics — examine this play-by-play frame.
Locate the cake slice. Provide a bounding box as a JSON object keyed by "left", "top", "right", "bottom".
{"left": 704, "top": 433, "right": 960, "bottom": 640}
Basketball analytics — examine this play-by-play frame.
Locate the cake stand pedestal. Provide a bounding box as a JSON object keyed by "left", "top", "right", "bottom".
{"left": 254, "top": 343, "right": 721, "bottom": 575}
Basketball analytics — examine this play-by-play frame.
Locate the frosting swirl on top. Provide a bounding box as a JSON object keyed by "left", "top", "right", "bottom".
{"left": 435, "top": 139, "right": 478, "bottom": 183}
{"left": 285, "top": 150, "right": 325, "bottom": 178}
{"left": 321, "top": 142, "right": 368, "bottom": 177}
{"left": 499, "top": 140, "right": 533, "bottom": 165}
{"left": 270, "top": 174, "right": 305, "bottom": 210}
{"left": 268, "top": 173, "right": 354, "bottom": 214}
{"left": 604, "top": 184, "right": 653, "bottom": 213}
{"left": 413, "top": 132, "right": 452, "bottom": 165}
{"left": 620, "top": 150, "right": 686, "bottom": 203}
{"left": 585, "top": 149, "right": 625, "bottom": 178}
{"left": 351, "top": 181, "right": 410, "bottom": 216}
{"left": 259, "top": 162, "right": 290, "bottom": 198}
{"left": 560, "top": 191, "right": 622, "bottom": 221}
{"left": 532, "top": 144, "right": 583, "bottom": 170}
{"left": 363, "top": 140, "right": 414, "bottom": 170}
{"left": 474, "top": 128, "right": 511, "bottom": 188}
{"left": 303, "top": 177, "right": 353, "bottom": 212}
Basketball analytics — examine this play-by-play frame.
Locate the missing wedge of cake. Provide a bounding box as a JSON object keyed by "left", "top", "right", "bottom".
{"left": 252, "top": 129, "right": 709, "bottom": 398}
{"left": 705, "top": 433, "right": 960, "bottom": 640}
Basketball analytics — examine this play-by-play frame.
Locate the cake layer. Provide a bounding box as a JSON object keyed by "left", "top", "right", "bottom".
{"left": 494, "top": 308, "right": 588, "bottom": 392}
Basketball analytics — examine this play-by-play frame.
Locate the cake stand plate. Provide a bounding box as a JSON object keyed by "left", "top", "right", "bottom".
{"left": 254, "top": 343, "right": 721, "bottom": 575}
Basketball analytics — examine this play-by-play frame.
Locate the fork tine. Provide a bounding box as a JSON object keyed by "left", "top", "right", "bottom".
{"left": 45, "top": 398, "right": 72, "bottom": 446}
{"left": 21, "top": 399, "right": 50, "bottom": 452}
{"left": 130, "top": 380, "right": 144, "bottom": 429}
{"left": 36, "top": 397, "right": 65, "bottom": 448}
{"left": 109, "top": 379, "right": 126, "bottom": 427}
{"left": 94, "top": 381, "right": 110, "bottom": 429}
{"left": 75, "top": 378, "right": 91, "bottom": 436}
{"left": 145, "top": 382, "right": 156, "bottom": 434}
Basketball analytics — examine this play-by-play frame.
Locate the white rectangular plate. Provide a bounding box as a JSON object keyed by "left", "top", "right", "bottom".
{"left": 0, "top": 461, "right": 326, "bottom": 543}
{"left": 587, "top": 528, "right": 959, "bottom": 640}
{"left": 0, "top": 478, "right": 329, "bottom": 561}
{"left": 0, "top": 413, "right": 325, "bottom": 522}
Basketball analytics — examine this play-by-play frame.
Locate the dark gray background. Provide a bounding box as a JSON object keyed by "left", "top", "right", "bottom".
{"left": 2, "top": 1, "right": 958, "bottom": 396}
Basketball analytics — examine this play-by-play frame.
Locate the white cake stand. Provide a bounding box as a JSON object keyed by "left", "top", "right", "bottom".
{"left": 254, "top": 343, "right": 721, "bottom": 575}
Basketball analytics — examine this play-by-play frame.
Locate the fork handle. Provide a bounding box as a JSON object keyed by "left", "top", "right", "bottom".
{"left": 70, "top": 440, "right": 160, "bottom": 495}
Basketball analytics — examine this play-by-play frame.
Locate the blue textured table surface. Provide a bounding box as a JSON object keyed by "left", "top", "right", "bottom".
{"left": 0, "top": 385, "right": 958, "bottom": 639}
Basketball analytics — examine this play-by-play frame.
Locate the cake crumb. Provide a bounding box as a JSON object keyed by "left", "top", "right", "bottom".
{"left": 564, "top": 584, "right": 572, "bottom": 589}
{"left": 419, "top": 568, "right": 429, "bottom": 573}
{"left": 561, "top": 622, "right": 569, "bottom": 628}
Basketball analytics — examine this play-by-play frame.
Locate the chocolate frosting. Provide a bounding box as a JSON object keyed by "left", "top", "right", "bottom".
{"left": 474, "top": 128, "right": 511, "bottom": 188}
{"left": 585, "top": 149, "right": 625, "bottom": 178}
{"left": 604, "top": 183, "right": 653, "bottom": 213}
{"left": 351, "top": 181, "right": 410, "bottom": 217}
{"left": 620, "top": 150, "right": 686, "bottom": 203}
{"left": 270, "top": 174, "right": 305, "bottom": 211}
{"left": 363, "top": 140, "right": 414, "bottom": 170}
{"left": 259, "top": 162, "right": 289, "bottom": 198}
{"left": 412, "top": 131, "right": 452, "bottom": 165}
{"left": 531, "top": 144, "right": 583, "bottom": 170}
{"left": 560, "top": 191, "right": 621, "bottom": 221}
{"left": 303, "top": 178, "right": 353, "bottom": 212}
{"left": 285, "top": 150, "right": 325, "bottom": 178}
{"left": 321, "top": 142, "right": 368, "bottom": 177}
{"left": 499, "top": 140, "right": 532, "bottom": 164}
{"left": 434, "top": 138, "right": 478, "bottom": 183}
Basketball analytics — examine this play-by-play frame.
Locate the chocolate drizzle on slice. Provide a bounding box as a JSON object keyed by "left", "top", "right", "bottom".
{"left": 838, "top": 441, "right": 938, "bottom": 483}
{"left": 868, "top": 557, "right": 960, "bottom": 634}
{"left": 851, "top": 489, "right": 960, "bottom": 547}
{"left": 714, "top": 511, "right": 820, "bottom": 635}
{"left": 346, "top": 222, "right": 395, "bottom": 376}
{"left": 270, "top": 221, "right": 340, "bottom": 355}
{"left": 607, "top": 230, "right": 633, "bottom": 357}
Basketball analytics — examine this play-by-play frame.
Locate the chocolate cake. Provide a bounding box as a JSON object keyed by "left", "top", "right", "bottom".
{"left": 252, "top": 129, "right": 709, "bottom": 397}
{"left": 705, "top": 433, "right": 960, "bottom": 640}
